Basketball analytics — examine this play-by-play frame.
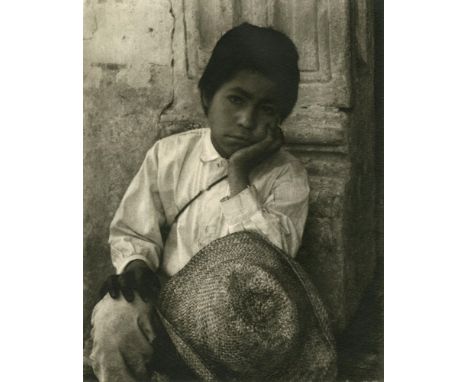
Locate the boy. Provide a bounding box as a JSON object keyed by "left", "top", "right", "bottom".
{"left": 90, "top": 23, "right": 310, "bottom": 381}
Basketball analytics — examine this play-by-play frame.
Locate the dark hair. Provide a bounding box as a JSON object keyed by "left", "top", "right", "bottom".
{"left": 198, "top": 23, "right": 300, "bottom": 121}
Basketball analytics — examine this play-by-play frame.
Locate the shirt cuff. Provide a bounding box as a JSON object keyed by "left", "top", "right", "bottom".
{"left": 114, "top": 254, "right": 157, "bottom": 274}
{"left": 220, "top": 186, "right": 261, "bottom": 226}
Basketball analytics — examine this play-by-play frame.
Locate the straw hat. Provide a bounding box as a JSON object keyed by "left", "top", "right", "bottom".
{"left": 156, "top": 231, "right": 336, "bottom": 381}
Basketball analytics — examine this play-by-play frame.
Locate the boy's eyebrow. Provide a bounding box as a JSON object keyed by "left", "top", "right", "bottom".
{"left": 227, "top": 87, "right": 276, "bottom": 103}
{"left": 228, "top": 87, "right": 253, "bottom": 99}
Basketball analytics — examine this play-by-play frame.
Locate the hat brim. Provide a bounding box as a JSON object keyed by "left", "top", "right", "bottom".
{"left": 156, "top": 308, "right": 218, "bottom": 381}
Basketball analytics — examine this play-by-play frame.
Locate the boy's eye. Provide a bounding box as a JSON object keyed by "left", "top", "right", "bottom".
{"left": 261, "top": 104, "right": 276, "bottom": 115}
{"left": 227, "top": 95, "right": 244, "bottom": 105}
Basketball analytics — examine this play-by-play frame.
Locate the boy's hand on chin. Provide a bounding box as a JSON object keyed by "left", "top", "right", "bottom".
{"left": 229, "top": 126, "right": 284, "bottom": 171}
{"left": 99, "top": 260, "right": 160, "bottom": 303}
{"left": 227, "top": 126, "right": 284, "bottom": 196}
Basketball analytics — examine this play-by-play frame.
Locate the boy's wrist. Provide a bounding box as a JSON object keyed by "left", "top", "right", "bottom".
{"left": 228, "top": 156, "right": 249, "bottom": 172}
{"left": 228, "top": 164, "right": 249, "bottom": 197}
{"left": 124, "top": 259, "right": 152, "bottom": 273}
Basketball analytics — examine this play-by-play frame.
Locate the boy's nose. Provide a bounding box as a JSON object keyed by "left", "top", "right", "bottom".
{"left": 236, "top": 107, "right": 256, "bottom": 130}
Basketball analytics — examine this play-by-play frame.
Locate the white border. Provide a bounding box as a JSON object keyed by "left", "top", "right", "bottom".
{"left": 0, "top": 1, "right": 82, "bottom": 380}
{"left": 1, "top": 1, "right": 468, "bottom": 381}
{"left": 386, "top": 1, "right": 468, "bottom": 380}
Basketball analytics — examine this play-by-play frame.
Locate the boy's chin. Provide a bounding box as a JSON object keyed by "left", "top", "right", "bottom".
{"left": 217, "top": 140, "right": 254, "bottom": 159}
{"left": 225, "top": 142, "right": 250, "bottom": 156}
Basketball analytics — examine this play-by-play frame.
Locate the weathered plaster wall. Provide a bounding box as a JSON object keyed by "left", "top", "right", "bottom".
{"left": 83, "top": 0, "right": 176, "bottom": 339}
{"left": 84, "top": 0, "right": 377, "bottom": 340}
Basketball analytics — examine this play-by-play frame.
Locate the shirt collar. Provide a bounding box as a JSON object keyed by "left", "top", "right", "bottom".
{"left": 200, "top": 129, "right": 223, "bottom": 162}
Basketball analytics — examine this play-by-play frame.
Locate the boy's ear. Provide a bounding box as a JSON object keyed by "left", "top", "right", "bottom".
{"left": 201, "top": 92, "right": 210, "bottom": 111}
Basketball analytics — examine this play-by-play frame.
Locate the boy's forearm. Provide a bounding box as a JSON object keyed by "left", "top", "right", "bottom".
{"left": 228, "top": 164, "right": 250, "bottom": 197}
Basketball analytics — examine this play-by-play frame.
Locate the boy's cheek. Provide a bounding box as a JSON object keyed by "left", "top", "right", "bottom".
{"left": 254, "top": 123, "right": 272, "bottom": 141}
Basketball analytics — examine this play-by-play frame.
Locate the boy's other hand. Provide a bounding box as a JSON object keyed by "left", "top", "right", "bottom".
{"left": 99, "top": 260, "right": 160, "bottom": 303}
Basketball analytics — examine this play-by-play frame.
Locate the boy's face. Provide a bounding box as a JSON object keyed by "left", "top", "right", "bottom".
{"left": 206, "top": 70, "right": 281, "bottom": 158}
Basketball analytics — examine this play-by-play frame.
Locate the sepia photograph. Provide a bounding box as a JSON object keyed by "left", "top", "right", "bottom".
{"left": 83, "top": 1, "right": 384, "bottom": 380}
{"left": 6, "top": 1, "right": 468, "bottom": 381}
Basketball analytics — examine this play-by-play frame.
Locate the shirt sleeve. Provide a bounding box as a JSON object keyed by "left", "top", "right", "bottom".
{"left": 108, "top": 143, "right": 166, "bottom": 274}
{"left": 220, "top": 161, "right": 310, "bottom": 257}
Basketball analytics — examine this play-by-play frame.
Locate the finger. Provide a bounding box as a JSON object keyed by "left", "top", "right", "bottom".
{"left": 133, "top": 269, "right": 148, "bottom": 302}
{"left": 272, "top": 128, "right": 284, "bottom": 150}
{"left": 135, "top": 283, "right": 149, "bottom": 303}
{"left": 269, "top": 125, "right": 282, "bottom": 145}
{"left": 248, "top": 130, "right": 273, "bottom": 156}
{"left": 124, "top": 269, "right": 137, "bottom": 289}
{"left": 270, "top": 124, "right": 281, "bottom": 139}
{"left": 278, "top": 127, "right": 285, "bottom": 144}
{"left": 120, "top": 273, "right": 135, "bottom": 302}
{"left": 109, "top": 275, "right": 120, "bottom": 299}
{"left": 257, "top": 127, "right": 281, "bottom": 157}
{"left": 121, "top": 287, "right": 134, "bottom": 302}
{"left": 265, "top": 124, "right": 276, "bottom": 141}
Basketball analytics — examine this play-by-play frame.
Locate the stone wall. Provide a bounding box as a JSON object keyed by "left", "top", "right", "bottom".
{"left": 83, "top": 0, "right": 176, "bottom": 339}
{"left": 84, "top": 0, "right": 376, "bottom": 339}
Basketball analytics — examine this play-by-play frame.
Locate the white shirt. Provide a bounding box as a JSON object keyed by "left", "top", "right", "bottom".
{"left": 109, "top": 128, "right": 310, "bottom": 276}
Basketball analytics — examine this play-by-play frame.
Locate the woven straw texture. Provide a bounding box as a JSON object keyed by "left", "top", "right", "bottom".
{"left": 157, "top": 231, "right": 336, "bottom": 381}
